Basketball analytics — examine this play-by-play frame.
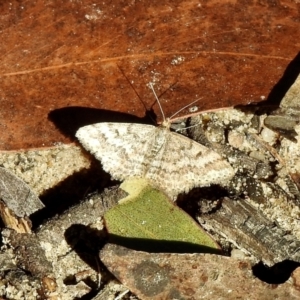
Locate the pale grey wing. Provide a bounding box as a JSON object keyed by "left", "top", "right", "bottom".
{"left": 76, "top": 123, "right": 160, "bottom": 180}
{"left": 145, "top": 131, "right": 235, "bottom": 199}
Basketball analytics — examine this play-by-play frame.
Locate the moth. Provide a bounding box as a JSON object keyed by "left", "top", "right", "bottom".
{"left": 76, "top": 84, "right": 234, "bottom": 199}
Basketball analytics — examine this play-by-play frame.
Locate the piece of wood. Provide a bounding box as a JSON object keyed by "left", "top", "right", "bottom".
{"left": 0, "top": 167, "right": 44, "bottom": 232}
{"left": 198, "top": 197, "right": 300, "bottom": 266}
{"left": 1, "top": 186, "right": 122, "bottom": 299}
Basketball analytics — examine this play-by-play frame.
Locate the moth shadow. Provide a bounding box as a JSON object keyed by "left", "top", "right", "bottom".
{"left": 30, "top": 160, "right": 117, "bottom": 229}
{"left": 48, "top": 106, "right": 156, "bottom": 140}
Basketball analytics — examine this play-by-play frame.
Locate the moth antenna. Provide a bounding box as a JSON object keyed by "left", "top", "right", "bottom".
{"left": 149, "top": 83, "right": 166, "bottom": 122}
{"left": 116, "top": 65, "right": 157, "bottom": 124}
{"left": 169, "top": 98, "right": 202, "bottom": 120}
{"left": 175, "top": 123, "right": 200, "bottom": 132}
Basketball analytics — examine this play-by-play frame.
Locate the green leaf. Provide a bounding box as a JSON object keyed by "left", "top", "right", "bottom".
{"left": 104, "top": 178, "right": 221, "bottom": 254}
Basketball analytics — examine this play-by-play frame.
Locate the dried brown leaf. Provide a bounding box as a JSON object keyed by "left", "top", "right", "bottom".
{"left": 0, "top": 0, "right": 299, "bottom": 149}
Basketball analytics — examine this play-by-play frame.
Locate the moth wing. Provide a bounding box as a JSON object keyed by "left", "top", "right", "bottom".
{"left": 145, "top": 131, "right": 234, "bottom": 198}
{"left": 76, "top": 123, "right": 159, "bottom": 180}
